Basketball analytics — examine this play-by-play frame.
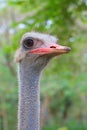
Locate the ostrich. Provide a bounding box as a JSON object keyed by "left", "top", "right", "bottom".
{"left": 14, "top": 32, "right": 71, "bottom": 130}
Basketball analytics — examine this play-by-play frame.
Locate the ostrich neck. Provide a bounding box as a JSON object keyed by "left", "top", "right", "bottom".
{"left": 18, "top": 61, "right": 41, "bottom": 130}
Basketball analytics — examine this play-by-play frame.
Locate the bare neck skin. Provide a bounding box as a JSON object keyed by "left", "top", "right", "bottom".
{"left": 18, "top": 60, "right": 41, "bottom": 130}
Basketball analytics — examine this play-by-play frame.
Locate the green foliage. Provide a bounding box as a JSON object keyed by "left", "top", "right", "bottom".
{"left": 0, "top": 0, "right": 87, "bottom": 130}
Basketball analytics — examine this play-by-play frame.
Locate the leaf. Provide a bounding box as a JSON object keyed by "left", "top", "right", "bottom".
{"left": 58, "top": 127, "right": 68, "bottom": 130}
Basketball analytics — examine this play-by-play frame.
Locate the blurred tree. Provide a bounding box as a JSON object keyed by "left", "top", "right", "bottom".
{"left": 0, "top": 0, "right": 87, "bottom": 130}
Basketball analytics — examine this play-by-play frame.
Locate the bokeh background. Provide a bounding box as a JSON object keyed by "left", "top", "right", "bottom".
{"left": 0, "top": 0, "right": 87, "bottom": 130}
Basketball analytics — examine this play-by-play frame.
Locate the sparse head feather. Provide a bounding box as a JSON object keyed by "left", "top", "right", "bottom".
{"left": 21, "top": 32, "right": 58, "bottom": 44}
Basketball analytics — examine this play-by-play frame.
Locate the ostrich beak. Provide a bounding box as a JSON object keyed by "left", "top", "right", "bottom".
{"left": 30, "top": 43, "right": 71, "bottom": 55}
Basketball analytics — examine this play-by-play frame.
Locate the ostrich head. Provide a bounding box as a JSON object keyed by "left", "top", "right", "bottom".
{"left": 15, "top": 32, "right": 71, "bottom": 130}
{"left": 14, "top": 32, "right": 70, "bottom": 70}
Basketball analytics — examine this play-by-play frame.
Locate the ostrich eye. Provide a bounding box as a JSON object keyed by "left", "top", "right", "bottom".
{"left": 23, "top": 38, "right": 34, "bottom": 49}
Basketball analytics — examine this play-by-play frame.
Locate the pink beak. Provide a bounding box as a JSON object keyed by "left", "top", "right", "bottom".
{"left": 30, "top": 43, "right": 71, "bottom": 55}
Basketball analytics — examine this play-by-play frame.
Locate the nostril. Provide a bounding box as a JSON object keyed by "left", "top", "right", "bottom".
{"left": 50, "top": 46, "right": 56, "bottom": 48}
